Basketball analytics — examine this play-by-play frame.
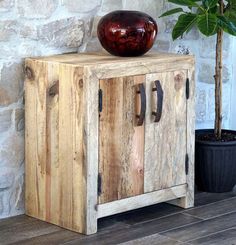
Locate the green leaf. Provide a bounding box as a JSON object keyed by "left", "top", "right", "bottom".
{"left": 225, "top": 11, "right": 236, "bottom": 25}
{"left": 217, "top": 15, "right": 236, "bottom": 35}
{"left": 172, "top": 13, "right": 198, "bottom": 39}
{"left": 168, "top": 0, "right": 200, "bottom": 7}
{"left": 197, "top": 13, "right": 218, "bottom": 36}
{"left": 159, "top": 8, "right": 184, "bottom": 17}
{"left": 209, "top": 5, "right": 218, "bottom": 13}
{"left": 203, "top": 0, "right": 218, "bottom": 8}
{"left": 224, "top": 0, "right": 236, "bottom": 22}
{"left": 229, "top": 0, "right": 236, "bottom": 7}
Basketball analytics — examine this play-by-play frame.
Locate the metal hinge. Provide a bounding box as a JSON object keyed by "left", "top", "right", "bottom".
{"left": 186, "top": 78, "right": 190, "bottom": 100}
{"left": 98, "top": 173, "right": 102, "bottom": 196}
{"left": 185, "top": 153, "right": 189, "bottom": 175}
{"left": 99, "top": 89, "right": 103, "bottom": 112}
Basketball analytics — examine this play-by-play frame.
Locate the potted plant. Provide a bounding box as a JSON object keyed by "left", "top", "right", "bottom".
{"left": 160, "top": 0, "right": 236, "bottom": 192}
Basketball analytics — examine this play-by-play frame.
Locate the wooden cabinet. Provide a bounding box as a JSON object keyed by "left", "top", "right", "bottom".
{"left": 25, "top": 52, "right": 195, "bottom": 235}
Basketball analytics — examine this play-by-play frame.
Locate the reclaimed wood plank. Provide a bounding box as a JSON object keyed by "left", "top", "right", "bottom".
{"left": 168, "top": 66, "right": 195, "bottom": 209}
{"left": 185, "top": 66, "right": 196, "bottom": 209}
{"left": 161, "top": 212, "right": 236, "bottom": 242}
{"left": 66, "top": 213, "right": 200, "bottom": 245}
{"left": 45, "top": 63, "right": 60, "bottom": 224}
{"left": 144, "top": 71, "right": 187, "bottom": 192}
{"left": 98, "top": 185, "right": 187, "bottom": 218}
{"left": 25, "top": 59, "right": 48, "bottom": 220}
{"left": 32, "top": 52, "right": 195, "bottom": 66}
{"left": 57, "top": 65, "right": 86, "bottom": 233}
{"left": 99, "top": 75, "right": 145, "bottom": 204}
{"left": 83, "top": 67, "right": 99, "bottom": 234}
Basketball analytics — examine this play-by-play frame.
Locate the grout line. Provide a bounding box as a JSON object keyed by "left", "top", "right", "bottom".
{"left": 192, "top": 195, "right": 236, "bottom": 210}
{"left": 180, "top": 212, "right": 204, "bottom": 220}
{"left": 182, "top": 210, "right": 236, "bottom": 221}
{"left": 120, "top": 210, "right": 185, "bottom": 228}
{"left": 159, "top": 219, "right": 203, "bottom": 235}
{"left": 186, "top": 226, "right": 236, "bottom": 243}
{"left": 201, "top": 210, "right": 236, "bottom": 221}
{"left": 117, "top": 233, "right": 193, "bottom": 245}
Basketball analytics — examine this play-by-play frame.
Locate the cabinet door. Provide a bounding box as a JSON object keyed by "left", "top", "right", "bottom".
{"left": 99, "top": 75, "right": 145, "bottom": 204}
{"left": 144, "top": 71, "right": 188, "bottom": 193}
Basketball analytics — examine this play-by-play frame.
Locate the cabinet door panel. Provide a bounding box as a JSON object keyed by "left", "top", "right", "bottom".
{"left": 99, "top": 76, "right": 145, "bottom": 204}
{"left": 144, "top": 71, "right": 187, "bottom": 192}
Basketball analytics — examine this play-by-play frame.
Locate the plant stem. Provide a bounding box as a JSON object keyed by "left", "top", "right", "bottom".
{"left": 214, "top": 0, "right": 224, "bottom": 139}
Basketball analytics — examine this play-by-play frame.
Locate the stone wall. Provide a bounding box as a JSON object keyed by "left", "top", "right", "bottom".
{"left": 0, "top": 0, "right": 234, "bottom": 218}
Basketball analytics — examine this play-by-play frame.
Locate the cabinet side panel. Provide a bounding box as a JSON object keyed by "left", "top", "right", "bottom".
{"left": 25, "top": 61, "right": 87, "bottom": 233}
{"left": 25, "top": 60, "right": 49, "bottom": 220}
{"left": 99, "top": 76, "right": 145, "bottom": 204}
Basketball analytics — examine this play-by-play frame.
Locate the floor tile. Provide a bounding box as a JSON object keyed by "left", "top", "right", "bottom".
{"left": 184, "top": 197, "right": 236, "bottom": 219}
{"left": 119, "top": 233, "right": 185, "bottom": 245}
{"left": 161, "top": 212, "right": 236, "bottom": 243}
{"left": 191, "top": 227, "right": 236, "bottom": 245}
{"left": 194, "top": 191, "right": 236, "bottom": 207}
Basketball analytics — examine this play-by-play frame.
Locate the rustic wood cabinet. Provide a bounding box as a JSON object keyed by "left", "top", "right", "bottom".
{"left": 25, "top": 52, "right": 195, "bottom": 235}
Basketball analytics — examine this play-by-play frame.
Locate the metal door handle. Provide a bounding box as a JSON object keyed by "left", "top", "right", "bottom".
{"left": 136, "top": 83, "right": 146, "bottom": 126}
{"left": 152, "top": 80, "right": 163, "bottom": 123}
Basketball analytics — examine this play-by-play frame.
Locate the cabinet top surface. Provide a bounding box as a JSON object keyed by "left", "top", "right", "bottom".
{"left": 26, "top": 52, "right": 194, "bottom": 67}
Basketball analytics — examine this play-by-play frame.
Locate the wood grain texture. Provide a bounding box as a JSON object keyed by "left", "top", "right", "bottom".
{"left": 25, "top": 60, "right": 87, "bottom": 233}
{"left": 144, "top": 71, "right": 187, "bottom": 192}
{"left": 97, "top": 185, "right": 187, "bottom": 218}
{"left": 31, "top": 52, "right": 195, "bottom": 80}
{"left": 169, "top": 66, "right": 195, "bottom": 209}
{"left": 82, "top": 67, "right": 99, "bottom": 234}
{"left": 99, "top": 76, "right": 145, "bottom": 204}
{"left": 25, "top": 59, "right": 48, "bottom": 220}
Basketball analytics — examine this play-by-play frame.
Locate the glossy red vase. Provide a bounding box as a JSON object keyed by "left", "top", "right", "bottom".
{"left": 97, "top": 10, "right": 158, "bottom": 57}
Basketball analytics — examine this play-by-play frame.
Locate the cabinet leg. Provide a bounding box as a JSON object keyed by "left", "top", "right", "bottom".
{"left": 167, "top": 194, "right": 194, "bottom": 209}
{"left": 168, "top": 191, "right": 194, "bottom": 209}
{"left": 85, "top": 218, "right": 98, "bottom": 235}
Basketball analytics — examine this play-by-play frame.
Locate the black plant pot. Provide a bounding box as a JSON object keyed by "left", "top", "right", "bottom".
{"left": 195, "top": 129, "right": 236, "bottom": 193}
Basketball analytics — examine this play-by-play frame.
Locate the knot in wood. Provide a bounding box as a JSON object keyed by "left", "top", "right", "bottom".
{"left": 79, "top": 79, "right": 83, "bottom": 88}
{"left": 25, "top": 66, "right": 34, "bottom": 80}
{"left": 48, "top": 80, "right": 59, "bottom": 97}
{"left": 174, "top": 73, "right": 184, "bottom": 91}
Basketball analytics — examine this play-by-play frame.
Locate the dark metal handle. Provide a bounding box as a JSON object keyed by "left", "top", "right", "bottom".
{"left": 136, "top": 83, "right": 146, "bottom": 126}
{"left": 152, "top": 80, "right": 163, "bottom": 123}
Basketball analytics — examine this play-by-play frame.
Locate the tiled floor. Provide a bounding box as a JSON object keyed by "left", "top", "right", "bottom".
{"left": 0, "top": 190, "right": 236, "bottom": 245}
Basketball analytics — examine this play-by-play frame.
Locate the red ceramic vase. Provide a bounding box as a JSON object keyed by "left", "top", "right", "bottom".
{"left": 97, "top": 10, "right": 158, "bottom": 57}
